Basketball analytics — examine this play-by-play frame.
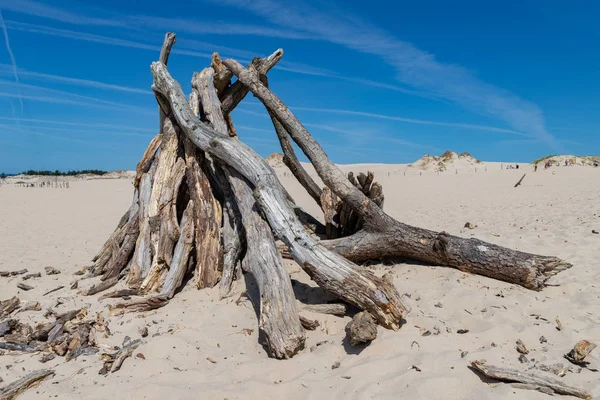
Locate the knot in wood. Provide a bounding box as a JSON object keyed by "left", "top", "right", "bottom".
{"left": 433, "top": 231, "right": 449, "bottom": 254}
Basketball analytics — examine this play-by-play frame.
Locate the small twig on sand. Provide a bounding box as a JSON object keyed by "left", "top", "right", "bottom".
{"left": 514, "top": 173, "right": 526, "bottom": 188}
{"left": 43, "top": 286, "right": 64, "bottom": 296}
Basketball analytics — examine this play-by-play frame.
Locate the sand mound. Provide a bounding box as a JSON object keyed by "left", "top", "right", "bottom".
{"left": 532, "top": 154, "right": 599, "bottom": 167}
{"left": 93, "top": 170, "right": 136, "bottom": 180}
{"left": 411, "top": 150, "right": 483, "bottom": 172}
{"left": 266, "top": 152, "right": 285, "bottom": 168}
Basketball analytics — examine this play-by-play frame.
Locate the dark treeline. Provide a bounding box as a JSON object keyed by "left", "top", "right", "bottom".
{"left": 21, "top": 169, "right": 108, "bottom": 176}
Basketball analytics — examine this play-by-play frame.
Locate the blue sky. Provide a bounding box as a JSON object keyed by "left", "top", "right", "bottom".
{"left": 0, "top": 0, "right": 598, "bottom": 173}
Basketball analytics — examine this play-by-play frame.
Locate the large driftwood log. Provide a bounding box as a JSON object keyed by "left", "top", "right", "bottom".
{"left": 223, "top": 58, "right": 572, "bottom": 291}
{"left": 188, "top": 68, "right": 223, "bottom": 289}
{"left": 470, "top": 360, "right": 591, "bottom": 399}
{"left": 228, "top": 170, "right": 305, "bottom": 358}
{"left": 195, "top": 66, "right": 305, "bottom": 358}
{"left": 151, "top": 61, "right": 407, "bottom": 329}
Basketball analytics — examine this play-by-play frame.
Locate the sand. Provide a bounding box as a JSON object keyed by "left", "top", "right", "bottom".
{"left": 1, "top": 163, "right": 599, "bottom": 399}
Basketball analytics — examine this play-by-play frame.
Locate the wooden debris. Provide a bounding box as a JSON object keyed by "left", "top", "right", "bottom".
{"left": 42, "top": 286, "right": 64, "bottom": 296}
{"left": 514, "top": 173, "right": 526, "bottom": 188}
{"left": 98, "top": 289, "right": 139, "bottom": 301}
{"left": 31, "top": 309, "right": 80, "bottom": 341}
{"left": 301, "top": 303, "right": 347, "bottom": 316}
{"left": 206, "top": 357, "right": 217, "bottom": 364}
{"left": 0, "top": 269, "right": 28, "bottom": 277}
{"left": 0, "top": 297, "right": 20, "bottom": 318}
{"left": 99, "top": 337, "right": 141, "bottom": 374}
{"left": 0, "top": 320, "right": 17, "bottom": 337}
{"left": 537, "top": 363, "right": 570, "bottom": 377}
{"left": 0, "top": 342, "right": 38, "bottom": 353}
{"left": 22, "top": 273, "right": 41, "bottom": 280}
{"left": 516, "top": 339, "right": 529, "bottom": 354}
{"left": 345, "top": 311, "right": 378, "bottom": 346}
{"left": 0, "top": 369, "right": 55, "bottom": 400}
{"left": 108, "top": 295, "right": 169, "bottom": 316}
{"left": 66, "top": 346, "right": 98, "bottom": 362}
{"left": 44, "top": 267, "right": 61, "bottom": 275}
{"left": 39, "top": 353, "right": 56, "bottom": 363}
{"left": 18, "top": 301, "right": 41, "bottom": 312}
{"left": 299, "top": 316, "right": 320, "bottom": 331}
{"left": 565, "top": 340, "right": 597, "bottom": 367}
{"left": 470, "top": 360, "right": 591, "bottom": 399}
{"left": 555, "top": 316, "right": 563, "bottom": 331}
{"left": 138, "top": 326, "right": 149, "bottom": 338}
{"left": 518, "top": 354, "right": 529, "bottom": 363}
{"left": 81, "top": 277, "right": 118, "bottom": 296}
{"left": 16, "top": 283, "right": 33, "bottom": 291}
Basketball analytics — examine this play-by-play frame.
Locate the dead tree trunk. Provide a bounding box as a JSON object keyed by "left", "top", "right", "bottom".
{"left": 194, "top": 65, "right": 305, "bottom": 357}
{"left": 222, "top": 58, "right": 572, "bottom": 291}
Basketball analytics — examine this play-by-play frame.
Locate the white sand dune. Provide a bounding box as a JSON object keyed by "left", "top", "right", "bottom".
{"left": 1, "top": 162, "right": 599, "bottom": 399}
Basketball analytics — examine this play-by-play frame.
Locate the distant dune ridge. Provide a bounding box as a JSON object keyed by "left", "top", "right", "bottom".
{"left": 266, "top": 152, "right": 285, "bottom": 168}
{"left": 532, "top": 154, "right": 600, "bottom": 166}
{"left": 410, "top": 150, "right": 483, "bottom": 172}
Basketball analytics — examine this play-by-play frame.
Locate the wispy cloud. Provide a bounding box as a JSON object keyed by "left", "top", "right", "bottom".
{"left": 238, "top": 104, "right": 527, "bottom": 136}
{"left": 0, "top": 122, "right": 150, "bottom": 138}
{"left": 5, "top": 20, "right": 213, "bottom": 59}
{"left": 0, "top": 9, "right": 22, "bottom": 119}
{"left": 0, "top": 80, "right": 154, "bottom": 114}
{"left": 0, "top": 0, "right": 312, "bottom": 40}
{"left": 303, "top": 122, "right": 439, "bottom": 151}
{"left": 0, "top": 65, "right": 151, "bottom": 94}
{"left": 217, "top": 0, "right": 558, "bottom": 147}
{"left": 296, "top": 107, "right": 528, "bottom": 136}
{"left": 0, "top": 125, "right": 120, "bottom": 144}
{"left": 123, "top": 14, "right": 314, "bottom": 40}
{"left": 6, "top": 20, "right": 163, "bottom": 52}
{"left": 0, "top": 116, "right": 156, "bottom": 133}
{"left": 0, "top": 0, "right": 124, "bottom": 27}
{"left": 6, "top": 18, "right": 426, "bottom": 98}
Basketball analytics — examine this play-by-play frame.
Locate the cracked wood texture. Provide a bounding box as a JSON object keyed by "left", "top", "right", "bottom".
{"left": 151, "top": 61, "right": 407, "bottom": 329}
{"left": 196, "top": 66, "right": 305, "bottom": 358}
{"left": 223, "top": 57, "right": 572, "bottom": 291}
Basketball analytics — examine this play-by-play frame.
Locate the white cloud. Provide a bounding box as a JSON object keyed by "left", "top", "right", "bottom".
{"left": 0, "top": 0, "right": 124, "bottom": 27}
{"left": 0, "top": 116, "right": 156, "bottom": 133}
{"left": 0, "top": 80, "right": 153, "bottom": 112}
{"left": 0, "top": 64, "right": 151, "bottom": 94}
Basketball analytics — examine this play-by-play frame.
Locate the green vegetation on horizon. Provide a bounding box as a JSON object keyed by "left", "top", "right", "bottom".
{"left": 531, "top": 155, "right": 600, "bottom": 165}
{"left": 21, "top": 169, "right": 108, "bottom": 176}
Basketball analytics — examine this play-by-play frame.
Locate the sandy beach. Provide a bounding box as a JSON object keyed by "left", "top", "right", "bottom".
{"left": 1, "top": 162, "right": 599, "bottom": 399}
